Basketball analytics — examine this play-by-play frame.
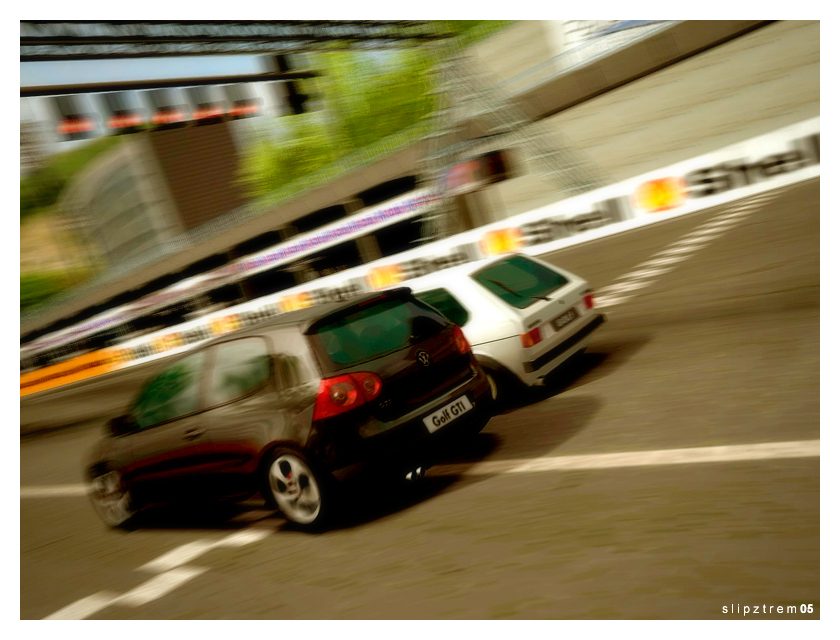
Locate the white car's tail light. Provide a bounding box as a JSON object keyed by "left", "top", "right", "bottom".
{"left": 520, "top": 326, "right": 543, "bottom": 348}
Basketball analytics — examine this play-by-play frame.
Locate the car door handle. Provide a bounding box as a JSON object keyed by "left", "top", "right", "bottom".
{"left": 183, "top": 428, "right": 205, "bottom": 441}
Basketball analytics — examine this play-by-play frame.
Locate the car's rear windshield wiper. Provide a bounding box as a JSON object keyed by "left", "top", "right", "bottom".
{"left": 487, "top": 278, "right": 550, "bottom": 302}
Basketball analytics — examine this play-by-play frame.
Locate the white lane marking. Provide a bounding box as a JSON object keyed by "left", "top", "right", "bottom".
{"left": 599, "top": 280, "right": 650, "bottom": 294}
{"left": 636, "top": 255, "right": 686, "bottom": 268}
{"left": 139, "top": 540, "right": 219, "bottom": 573}
{"left": 695, "top": 220, "right": 742, "bottom": 231}
{"left": 670, "top": 233, "right": 724, "bottom": 247}
{"left": 139, "top": 527, "right": 272, "bottom": 573}
{"left": 717, "top": 210, "right": 756, "bottom": 220}
{"left": 431, "top": 440, "right": 819, "bottom": 478}
{"left": 595, "top": 192, "right": 776, "bottom": 307}
{"left": 44, "top": 591, "right": 119, "bottom": 620}
{"left": 687, "top": 223, "right": 735, "bottom": 234}
{"left": 114, "top": 566, "right": 208, "bottom": 608}
{"left": 43, "top": 525, "right": 275, "bottom": 617}
{"left": 46, "top": 567, "right": 210, "bottom": 619}
{"left": 655, "top": 244, "right": 703, "bottom": 256}
{"left": 617, "top": 266, "right": 671, "bottom": 280}
{"left": 744, "top": 193, "right": 776, "bottom": 202}
{"left": 594, "top": 295, "right": 630, "bottom": 308}
{"left": 43, "top": 527, "right": 274, "bottom": 618}
{"left": 21, "top": 484, "right": 88, "bottom": 498}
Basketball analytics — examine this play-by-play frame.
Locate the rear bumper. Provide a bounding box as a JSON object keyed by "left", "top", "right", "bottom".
{"left": 327, "top": 368, "right": 492, "bottom": 480}
{"left": 520, "top": 313, "right": 606, "bottom": 383}
{"left": 311, "top": 366, "right": 492, "bottom": 481}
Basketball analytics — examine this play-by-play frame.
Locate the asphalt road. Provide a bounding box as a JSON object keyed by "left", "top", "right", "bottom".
{"left": 20, "top": 178, "right": 819, "bottom": 619}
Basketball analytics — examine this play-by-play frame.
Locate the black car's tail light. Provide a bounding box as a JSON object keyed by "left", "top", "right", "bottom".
{"left": 313, "top": 372, "right": 383, "bottom": 421}
{"left": 452, "top": 326, "right": 471, "bottom": 355}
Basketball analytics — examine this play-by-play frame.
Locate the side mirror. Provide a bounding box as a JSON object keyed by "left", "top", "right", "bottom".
{"left": 107, "top": 414, "right": 136, "bottom": 437}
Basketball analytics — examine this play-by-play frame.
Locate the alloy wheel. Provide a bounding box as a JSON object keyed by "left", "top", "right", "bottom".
{"left": 89, "top": 470, "right": 135, "bottom": 528}
{"left": 268, "top": 454, "right": 323, "bottom": 525}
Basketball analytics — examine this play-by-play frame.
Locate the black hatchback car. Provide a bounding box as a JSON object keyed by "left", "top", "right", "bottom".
{"left": 87, "top": 288, "right": 492, "bottom": 530}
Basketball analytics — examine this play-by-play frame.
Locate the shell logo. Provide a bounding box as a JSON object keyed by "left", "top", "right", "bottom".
{"left": 152, "top": 333, "right": 183, "bottom": 353}
{"left": 367, "top": 264, "right": 404, "bottom": 290}
{"left": 279, "top": 293, "right": 313, "bottom": 313}
{"left": 635, "top": 177, "right": 687, "bottom": 212}
{"left": 480, "top": 228, "right": 522, "bottom": 256}
{"left": 210, "top": 315, "right": 242, "bottom": 336}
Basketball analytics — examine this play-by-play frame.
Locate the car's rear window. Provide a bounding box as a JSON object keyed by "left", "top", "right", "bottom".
{"left": 309, "top": 297, "right": 447, "bottom": 368}
{"left": 415, "top": 288, "right": 470, "bottom": 327}
{"left": 472, "top": 255, "right": 569, "bottom": 309}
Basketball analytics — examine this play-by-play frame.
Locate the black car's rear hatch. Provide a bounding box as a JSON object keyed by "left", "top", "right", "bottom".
{"left": 306, "top": 289, "right": 474, "bottom": 422}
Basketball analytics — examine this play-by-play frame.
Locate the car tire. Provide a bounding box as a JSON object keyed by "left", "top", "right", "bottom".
{"left": 482, "top": 364, "right": 524, "bottom": 410}
{"left": 88, "top": 468, "right": 138, "bottom": 530}
{"left": 262, "top": 447, "right": 334, "bottom": 531}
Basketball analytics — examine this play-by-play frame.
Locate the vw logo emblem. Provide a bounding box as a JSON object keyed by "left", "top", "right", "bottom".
{"left": 417, "top": 350, "right": 431, "bottom": 367}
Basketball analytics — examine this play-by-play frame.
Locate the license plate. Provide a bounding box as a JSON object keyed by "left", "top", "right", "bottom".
{"left": 551, "top": 308, "right": 579, "bottom": 331}
{"left": 423, "top": 395, "right": 474, "bottom": 433}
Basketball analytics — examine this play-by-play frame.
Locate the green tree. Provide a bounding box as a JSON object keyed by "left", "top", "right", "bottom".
{"left": 239, "top": 114, "right": 339, "bottom": 197}
{"left": 20, "top": 269, "right": 92, "bottom": 313}
{"left": 238, "top": 21, "right": 513, "bottom": 199}
{"left": 321, "top": 49, "right": 436, "bottom": 151}
{"left": 239, "top": 48, "right": 437, "bottom": 199}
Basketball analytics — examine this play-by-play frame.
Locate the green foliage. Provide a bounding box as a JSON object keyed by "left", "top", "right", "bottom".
{"left": 20, "top": 137, "right": 121, "bottom": 220}
{"left": 240, "top": 48, "right": 437, "bottom": 200}
{"left": 20, "top": 167, "right": 64, "bottom": 219}
{"left": 322, "top": 49, "right": 437, "bottom": 151}
{"left": 20, "top": 269, "right": 92, "bottom": 312}
{"left": 48, "top": 136, "right": 121, "bottom": 177}
{"left": 239, "top": 114, "right": 340, "bottom": 198}
{"left": 238, "top": 21, "right": 513, "bottom": 201}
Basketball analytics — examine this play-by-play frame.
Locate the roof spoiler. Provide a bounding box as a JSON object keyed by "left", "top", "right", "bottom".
{"left": 303, "top": 287, "right": 413, "bottom": 335}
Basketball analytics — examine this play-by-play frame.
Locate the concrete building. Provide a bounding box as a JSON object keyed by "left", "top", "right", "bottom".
{"left": 19, "top": 121, "right": 47, "bottom": 176}
{"left": 58, "top": 136, "right": 183, "bottom": 265}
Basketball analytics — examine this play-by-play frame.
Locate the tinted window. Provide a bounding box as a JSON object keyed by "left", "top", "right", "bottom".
{"left": 310, "top": 298, "right": 446, "bottom": 368}
{"left": 472, "top": 256, "right": 569, "bottom": 309}
{"left": 415, "top": 289, "right": 470, "bottom": 327}
{"left": 207, "top": 338, "right": 271, "bottom": 406}
{"left": 132, "top": 351, "right": 205, "bottom": 429}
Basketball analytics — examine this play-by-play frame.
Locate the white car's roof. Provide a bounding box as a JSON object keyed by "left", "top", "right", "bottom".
{"left": 399, "top": 255, "right": 503, "bottom": 292}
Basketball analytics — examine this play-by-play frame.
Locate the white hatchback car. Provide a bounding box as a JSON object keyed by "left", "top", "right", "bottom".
{"left": 403, "top": 253, "right": 606, "bottom": 404}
